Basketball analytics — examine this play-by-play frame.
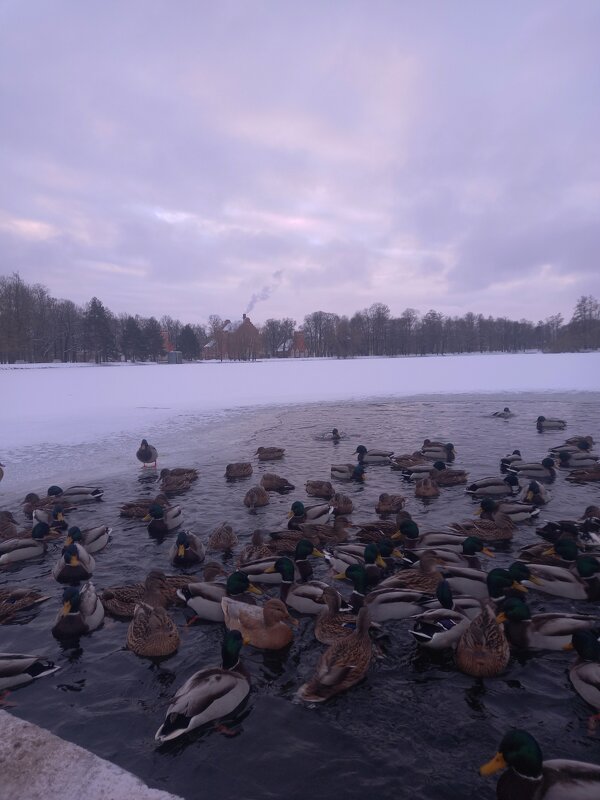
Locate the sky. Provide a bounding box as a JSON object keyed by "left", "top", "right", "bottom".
{"left": 1, "top": 0, "right": 599, "bottom": 326}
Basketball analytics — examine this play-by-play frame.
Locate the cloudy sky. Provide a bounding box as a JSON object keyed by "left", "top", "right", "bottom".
{"left": 1, "top": 1, "right": 599, "bottom": 326}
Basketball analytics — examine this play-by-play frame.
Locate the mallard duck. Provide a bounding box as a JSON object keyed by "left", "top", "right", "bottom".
{"left": 340, "top": 564, "right": 434, "bottom": 620}
{"left": 52, "top": 543, "right": 95, "bottom": 583}
{"left": 255, "top": 447, "right": 285, "bottom": 461}
{"left": 159, "top": 468, "right": 198, "bottom": 494}
{"left": 314, "top": 587, "right": 357, "bottom": 644}
{"left": 466, "top": 474, "right": 519, "bottom": 497}
{"left": 536, "top": 415, "right": 566, "bottom": 431}
{"left": 557, "top": 450, "right": 599, "bottom": 469}
{"left": 456, "top": 601, "right": 510, "bottom": 677}
{"left": 516, "top": 480, "right": 550, "bottom": 506}
{"left": 374, "top": 551, "right": 442, "bottom": 593}
{"left": 32, "top": 503, "right": 68, "bottom": 530}
{"left": 492, "top": 407, "right": 514, "bottom": 418}
{"left": 375, "top": 493, "right": 405, "bottom": 514}
{"left": 450, "top": 513, "right": 515, "bottom": 543}
{"left": 523, "top": 556, "right": 600, "bottom": 600}
{"left": 0, "top": 511, "right": 18, "bottom": 540}
{"left": 419, "top": 579, "right": 482, "bottom": 620}
{"left": 440, "top": 564, "right": 531, "bottom": 602}
{"left": 508, "top": 458, "right": 556, "bottom": 480}
{"left": 243, "top": 486, "right": 269, "bottom": 509}
{"left": 239, "top": 539, "right": 324, "bottom": 584}
{"left": 429, "top": 462, "right": 468, "bottom": 486}
{"left": 567, "top": 434, "right": 595, "bottom": 447}
{"left": 297, "top": 607, "right": 372, "bottom": 702}
{"left": 330, "top": 463, "right": 365, "bottom": 481}
{"left": 567, "top": 630, "right": 600, "bottom": 729}
{"left": 393, "top": 520, "right": 467, "bottom": 550}
{"left": 328, "top": 542, "right": 387, "bottom": 585}
{"left": 177, "top": 571, "right": 262, "bottom": 622}
{"left": 410, "top": 606, "right": 471, "bottom": 650}
{"left": 271, "top": 557, "right": 337, "bottom": 615}
{"left": 101, "top": 571, "right": 189, "bottom": 619}
{"left": 480, "top": 729, "right": 600, "bottom": 799}
{"left": 329, "top": 428, "right": 342, "bottom": 442}
{"left": 549, "top": 439, "right": 593, "bottom": 455}
{"left": 355, "top": 518, "right": 400, "bottom": 543}
{"left": 51, "top": 583, "right": 104, "bottom": 638}
{"left": 21, "top": 491, "right": 74, "bottom": 519}
{"left": 567, "top": 465, "right": 600, "bottom": 483}
{"left": 331, "top": 492, "right": 353, "bottom": 515}
{"left": 169, "top": 531, "right": 206, "bottom": 567}
{"left": 0, "top": 653, "right": 59, "bottom": 691}
{"left": 355, "top": 445, "right": 393, "bottom": 464}
{"left": 49, "top": 485, "right": 104, "bottom": 503}
{"left": 295, "top": 515, "right": 352, "bottom": 547}
{"left": 136, "top": 438, "right": 158, "bottom": 466}
{"left": 65, "top": 525, "right": 111, "bottom": 554}
{"left": 119, "top": 493, "right": 170, "bottom": 519}
{"left": 0, "top": 523, "right": 48, "bottom": 565}
{"left": 225, "top": 462, "right": 253, "bottom": 478}
{"left": 288, "top": 500, "right": 331, "bottom": 528}
{"left": 155, "top": 630, "right": 250, "bottom": 743}
{"left": 207, "top": 523, "right": 238, "bottom": 552}
{"left": 477, "top": 497, "right": 540, "bottom": 523}
{"left": 500, "top": 450, "right": 523, "bottom": 472}
{"left": 415, "top": 477, "right": 440, "bottom": 498}
{"left": 238, "top": 530, "right": 281, "bottom": 563}
{"left": 0, "top": 588, "right": 50, "bottom": 624}
{"left": 144, "top": 503, "right": 183, "bottom": 535}
{"left": 222, "top": 597, "right": 297, "bottom": 649}
{"left": 421, "top": 442, "right": 455, "bottom": 462}
{"left": 497, "top": 597, "right": 600, "bottom": 651}
{"left": 260, "top": 473, "right": 295, "bottom": 492}
{"left": 518, "top": 538, "right": 581, "bottom": 567}
{"left": 391, "top": 453, "right": 430, "bottom": 471}
{"left": 305, "top": 480, "right": 335, "bottom": 499}
{"left": 411, "top": 536, "right": 495, "bottom": 571}
{"left": 127, "top": 601, "right": 179, "bottom": 658}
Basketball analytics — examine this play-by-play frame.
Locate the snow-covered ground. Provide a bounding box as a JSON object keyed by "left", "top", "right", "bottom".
{"left": 1, "top": 352, "right": 599, "bottom": 495}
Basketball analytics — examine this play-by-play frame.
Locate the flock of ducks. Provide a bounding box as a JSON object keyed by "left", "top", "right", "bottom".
{"left": 2, "top": 412, "right": 600, "bottom": 797}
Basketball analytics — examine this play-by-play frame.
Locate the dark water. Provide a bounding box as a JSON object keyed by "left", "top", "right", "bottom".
{"left": 2, "top": 391, "right": 600, "bottom": 800}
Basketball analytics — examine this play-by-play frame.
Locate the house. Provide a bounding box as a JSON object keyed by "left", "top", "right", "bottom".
{"left": 203, "top": 315, "right": 261, "bottom": 360}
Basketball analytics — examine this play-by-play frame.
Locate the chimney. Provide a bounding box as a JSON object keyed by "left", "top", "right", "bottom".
{"left": 243, "top": 313, "right": 247, "bottom": 321}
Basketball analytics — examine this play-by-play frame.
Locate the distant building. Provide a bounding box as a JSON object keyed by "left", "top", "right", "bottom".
{"left": 203, "top": 316, "right": 261, "bottom": 360}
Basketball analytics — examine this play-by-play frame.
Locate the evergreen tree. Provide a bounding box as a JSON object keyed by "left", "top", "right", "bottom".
{"left": 142, "top": 317, "right": 164, "bottom": 360}
{"left": 83, "top": 297, "right": 115, "bottom": 363}
{"left": 179, "top": 324, "right": 199, "bottom": 359}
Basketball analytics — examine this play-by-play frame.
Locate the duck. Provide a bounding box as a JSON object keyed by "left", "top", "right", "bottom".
{"left": 330, "top": 463, "right": 366, "bottom": 481}
{"left": 477, "top": 497, "right": 540, "bottom": 523}
{"left": 508, "top": 457, "right": 556, "bottom": 480}
{"left": 466, "top": 474, "right": 520, "bottom": 497}
{"left": 518, "top": 538, "right": 582, "bottom": 568}
{"left": 566, "top": 630, "right": 600, "bottom": 730}
{"left": 237, "top": 530, "right": 282, "bottom": 564}
{"left": 354, "top": 445, "right": 393, "bottom": 465}
{"left": 479, "top": 729, "right": 600, "bottom": 799}
{"left": 0, "top": 653, "right": 59, "bottom": 691}
{"left": 557, "top": 450, "right": 599, "bottom": 469}
{"left": 101, "top": 571, "right": 189, "bottom": 619}
{"left": 47, "top": 485, "right": 104, "bottom": 503}
{"left": 21, "top": 491, "right": 73, "bottom": 519}
{"left": 492, "top": 407, "right": 514, "bottom": 418}
{"left": 522, "top": 556, "right": 600, "bottom": 600}
{"left": 288, "top": 500, "right": 331, "bottom": 528}
{"left": 414, "top": 477, "right": 440, "bottom": 498}
{"left": 51, "top": 583, "right": 104, "bottom": 638}
{"left": 65, "top": 525, "right": 111, "bottom": 554}
{"left": 429, "top": 462, "right": 469, "bottom": 486}
{"left": 440, "top": 563, "right": 531, "bottom": 602}
{"left": 305, "top": 480, "right": 335, "bottom": 499}
{"left": 260, "top": 473, "right": 295, "bottom": 492}
{"left": 52, "top": 543, "right": 95, "bottom": 583}
{"left": 32, "top": 503, "right": 68, "bottom": 531}
{"left": 328, "top": 542, "right": 387, "bottom": 585}
{"left": 500, "top": 450, "right": 523, "bottom": 473}
{"left": 421, "top": 441, "right": 455, "bottom": 462}
{"left": 410, "top": 605, "right": 471, "bottom": 650}
{"left": 314, "top": 587, "right": 357, "bottom": 644}
{"left": 375, "top": 493, "right": 405, "bottom": 514}
{"left": 536, "top": 415, "right": 566, "bottom": 431}
{"left": 391, "top": 453, "right": 430, "bottom": 471}
{"left": 119, "top": 493, "right": 171, "bottom": 519}
{"left": 566, "top": 434, "right": 595, "bottom": 447}
{"left": 225, "top": 462, "right": 253, "bottom": 478}
{"left": 169, "top": 531, "right": 206, "bottom": 567}
{"left": 271, "top": 557, "right": 339, "bottom": 615}
{"left": 0, "top": 523, "right": 49, "bottom": 565}
{"left": 243, "top": 486, "right": 269, "bottom": 509}
{"left": 177, "top": 571, "right": 262, "bottom": 623}
{"left": 154, "top": 630, "right": 250, "bottom": 743}
{"left": 0, "top": 587, "right": 50, "bottom": 624}
{"left": 127, "top": 578, "right": 180, "bottom": 657}
{"left": 136, "top": 438, "right": 158, "bottom": 466}
{"left": 496, "top": 597, "right": 600, "bottom": 651}
{"left": 0, "top": 511, "right": 18, "bottom": 540}
{"left": 516, "top": 480, "right": 551, "bottom": 506}
{"left": 355, "top": 518, "right": 401, "bottom": 543}
{"left": 394, "top": 520, "right": 470, "bottom": 551}
{"left": 222, "top": 597, "right": 297, "bottom": 649}
{"left": 456, "top": 601, "right": 510, "bottom": 677}
{"left": 566, "top": 465, "right": 600, "bottom": 483}
{"left": 144, "top": 503, "right": 183, "bottom": 535}
{"left": 411, "top": 536, "right": 495, "bottom": 571}
{"left": 450, "top": 513, "right": 515, "bottom": 543}
{"left": 239, "top": 539, "right": 324, "bottom": 585}
{"left": 207, "top": 523, "right": 238, "bottom": 552}
{"left": 297, "top": 607, "right": 372, "bottom": 702}
{"left": 331, "top": 492, "right": 354, "bottom": 515}
{"left": 329, "top": 428, "right": 342, "bottom": 442}
{"left": 255, "top": 447, "right": 285, "bottom": 461}
{"left": 159, "top": 468, "right": 198, "bottom": 495}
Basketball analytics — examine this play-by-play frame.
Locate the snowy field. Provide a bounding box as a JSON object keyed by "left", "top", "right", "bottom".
{"left": 1, "top": 352, "right": 599, "bottom": 495}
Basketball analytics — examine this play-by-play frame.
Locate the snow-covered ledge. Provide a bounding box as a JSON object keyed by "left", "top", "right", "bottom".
{"left": 0, "top": 711, "right": 183, "bottom": 800}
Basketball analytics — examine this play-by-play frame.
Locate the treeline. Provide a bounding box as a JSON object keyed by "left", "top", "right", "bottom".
{"left": 0, "top": 272, "right": 599, "bottom": 363}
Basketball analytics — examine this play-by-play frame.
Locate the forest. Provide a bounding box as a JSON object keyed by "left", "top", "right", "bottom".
{"left": 0, "top": 272, "right": 598, "bottom": 363}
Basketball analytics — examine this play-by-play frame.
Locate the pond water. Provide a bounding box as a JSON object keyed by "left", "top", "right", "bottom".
{"left": 1, "top": 391, "right": 600, "bottom": 800}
